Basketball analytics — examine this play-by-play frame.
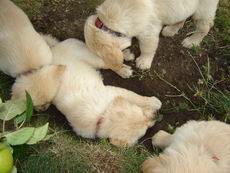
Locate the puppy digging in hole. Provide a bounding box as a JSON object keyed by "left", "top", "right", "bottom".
{"left": 84, "top": 0, "right": 219, "bottom": 72}
{"left": 11, "top": 38, "right": 162, "bottom": 147}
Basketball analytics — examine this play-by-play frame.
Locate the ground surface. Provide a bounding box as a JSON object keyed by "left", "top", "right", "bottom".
{"left": 0, "top": 0, "right": 229, "bottom": 172}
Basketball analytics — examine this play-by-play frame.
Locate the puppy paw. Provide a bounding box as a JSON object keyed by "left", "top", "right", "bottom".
{"left": 148, "top": 96, "right": 162, "bottom": 111}
{"left": 110, "top": 138, "right": 130, "bottom": 147}
{"left": 162, "top": 26, "right": 178, "bottom": 37}
{"left": 123, "top": 49, "right": 135, "bottom": 61}
{"left": 136, "top": 57, "right": 153, "bottom": 70}
{"left": 182, "top": 37, "right": 201, "bottom": 48}
{"left": 152, "top": 130, "right": 169, "bottom": 146}
{"left": 116, "top": 64, "right": 133, "bottom": 78}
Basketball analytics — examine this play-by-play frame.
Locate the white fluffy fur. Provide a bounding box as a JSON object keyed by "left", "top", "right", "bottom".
{"left": 12, "top": 38, "right": 162, "bottom": 146}
{"left": 84, "top": 0, "right": 219, "bottom": 71}
{"left": 0, "top": 0, "right": 52, "bottom": 77}
{"left": 142, "top": 120, "right": 230, "bottom": 173}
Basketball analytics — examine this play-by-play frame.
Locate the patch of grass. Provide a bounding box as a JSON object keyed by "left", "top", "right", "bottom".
{"left": 215, "top": 0, "right": 230, "bottom": 44}
{"left": 12, "top": 0, "right": 43, "bottom": 18}
{"left": 204, "top": 0, "right": 230, "bottom": 55}
{"left": 16, "top": 129, "right": 151, "bottom": 173}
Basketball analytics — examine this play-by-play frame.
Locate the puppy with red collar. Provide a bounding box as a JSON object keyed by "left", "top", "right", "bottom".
{"left": 12, "top": 38, "right": 162, "bottom": 147}
{"left": 84, "top": 0, "right": 219, "bottom": 75}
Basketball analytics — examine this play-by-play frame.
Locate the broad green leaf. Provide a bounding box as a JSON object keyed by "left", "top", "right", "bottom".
{"left": 0, "top": 98, "right": 2, "bottom": 105}
{"left": 5, "top": 127, "right": 34, "bottom": 145}
{"left": 10, "top": 166, "right": 17, "bottom": 173}
{"left": 27, "top": 123, "right": 49, "bottom": 145}
{"left": 25, "top": 91, "right": 33, "bottom": 121}
{"left": 0, "top": 99, "right": 26, "bottom": 121}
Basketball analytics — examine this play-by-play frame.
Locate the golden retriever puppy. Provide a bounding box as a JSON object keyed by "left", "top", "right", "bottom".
{"left": 84, "top": 0, "right": 219, "bottom": 70}
{"left": 12, "top": 38, "right": 162, "bottom": 146}
{"left": 0, "top": 0, "right": 52, "bottom": 77}
{"left": 142, "top": 120, "right": 230, "bottom": 173}
{"left": 12, "top": 64, "right": 66, "bottom": 111}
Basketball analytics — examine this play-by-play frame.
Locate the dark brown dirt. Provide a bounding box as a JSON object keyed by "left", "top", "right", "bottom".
{"left": 14, "top": 0, "right": 229, "bottom": 150}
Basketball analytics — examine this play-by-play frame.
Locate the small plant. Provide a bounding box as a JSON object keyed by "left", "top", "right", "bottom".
{"left": 0, "top": 92, "right": 49, "bottom": 173}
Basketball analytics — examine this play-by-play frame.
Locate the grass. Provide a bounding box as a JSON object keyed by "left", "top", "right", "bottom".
{"left": 215, "top": 0, "right": 230, "bottom": 44}
{"left": 15, "top": 126, "right": 151, "bottom": 173}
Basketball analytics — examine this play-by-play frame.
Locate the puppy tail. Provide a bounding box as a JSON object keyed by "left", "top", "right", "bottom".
{"left": 40, "top": 33, "right": 59, "bottom": 48}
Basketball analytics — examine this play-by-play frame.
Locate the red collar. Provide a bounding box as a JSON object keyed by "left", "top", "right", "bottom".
{"left": 95, "top": 17, "right": 126, "bottom": 37}
{"left": 95, "top": 17, "right": 104, "bottom": 29}
{"left": 95, "top": 117, "right": 104, "bottom": 137}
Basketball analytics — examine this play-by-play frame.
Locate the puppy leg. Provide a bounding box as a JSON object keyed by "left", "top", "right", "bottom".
{"left": 182, "top": 0, "right": 218, "bottom": 49}
{"left": 106, "top": 86, "right": 162, "bottom": 111}
{"left": 162, "top": 20, "right": 185, "bottom": 37}
{"left": 123, "top": 49, "right": 135, "bottom": 61}
{"left": 182, "top": 19, "right": 213, "bottom": 48}
{"left": 114, "top": 64, "right": 133, "bottom": 78}
{"left": 152, "top": 130, "right": 172, "bottom": 148}
{"left": 136, "top": 26, "right": 161, "bottom": 69}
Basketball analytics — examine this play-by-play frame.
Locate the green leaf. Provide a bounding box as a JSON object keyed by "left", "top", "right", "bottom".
{"left": 14, "top": 112, "right": 26, "bottom": 126}
{"left": 27, "top": 123, "right": 49, "bottom": 145}
{"left": 25, "top": 92, "right": 33, "bottom": 122}
{"left": 0, "top": 98, "right": 2, "bottom": 105}
{"left": 0, "top": 99, "right": 26, "bottom": 121}
{"left": 10, "top": 166, "right": 17, "bottom": 173}
{"left": 5, "top": 127, "right": 34, "bottom": 145}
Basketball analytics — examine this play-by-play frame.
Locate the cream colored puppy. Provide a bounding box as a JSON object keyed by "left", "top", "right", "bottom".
{"left": 85, "top": 0, "right": 219, "bottom": 71}
{"left": 0, "top": 0, "right": 52, "bottom": 77}
{"left": 12, "top": 38, "right": 162, "bottom": 146}
{"left": 142, "top": 120, "right": 230, "bottom": 173}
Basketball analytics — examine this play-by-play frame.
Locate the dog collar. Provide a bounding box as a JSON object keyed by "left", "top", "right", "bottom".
{"left": 95, "top": 17, "right": 126, "bottom": 37}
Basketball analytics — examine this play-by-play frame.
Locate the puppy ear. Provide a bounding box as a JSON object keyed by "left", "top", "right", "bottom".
{"left": 99, "top": 41, "right": 123, "bottom": 71}
{"left": 84, "top": 19, "right": 124, "bottom": 71}
{"left": 12, "top": 65, "right": 66, "bottom": 108}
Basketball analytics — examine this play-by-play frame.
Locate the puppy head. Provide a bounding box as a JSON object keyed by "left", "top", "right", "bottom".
{"left": 84, "top": 15, "right": 131, "bottom": 71}
{"left": 142, "top": 148, "right": 218, "bottom": 173}
{"left": 11, "top": 65, "right": 66, "bottom": 111}
{"left": 100, "top": 97, "right": 156, "bottom": 147}
{"left": 96, "top": 0, "right": 153, "bottom": 36}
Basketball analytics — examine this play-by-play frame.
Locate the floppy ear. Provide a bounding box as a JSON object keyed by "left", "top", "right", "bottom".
{"left": 12, "top": 65, "right": 66, "bottom": 109}
{"left": 84, "top": 19, "right": 124, "bottom": 71}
